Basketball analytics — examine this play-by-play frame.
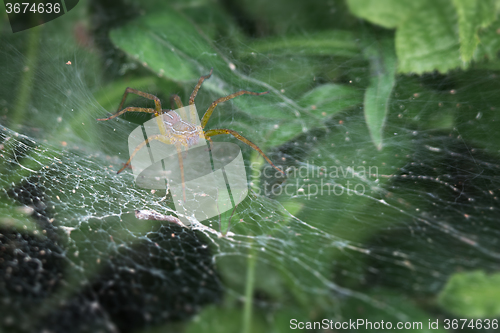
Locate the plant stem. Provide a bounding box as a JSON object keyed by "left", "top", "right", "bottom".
{"left": 243, "top": 244, "right": 257, "bottom": 333}
{"left": 242, "top": 151, "right": 262, "bottom": 333}
{"left": 11, "top": 26, "right": 40, "bottom": 129}
{"left": 250, "top": 151, "right": 264, "bottom": 194}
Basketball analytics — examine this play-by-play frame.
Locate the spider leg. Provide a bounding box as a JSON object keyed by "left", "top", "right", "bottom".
{"left": 200, "top": 90, "right": 269, "bottom": 129}
{"left": 117, "top": 134, "right": 188, "bottom": 202}
{"left": 171, "top": 93, "right": 200, "bottom": 126}
{"left": 189, "top": 68, "right": 214, "bottom": 105}
{"left": 97, "top": 87, "right": 163, "bottom": 121}
{"left": 117, "top": 134, "right": 170, "bottom": 174}
{"left": 204, "top": 128, "right": 285, "bottom": 175}
{"left": 118, "top": 87, "right": 163, "bottom": 115}
{"left": 170, "top": 94, "right": 184, "bottom": 109}
{"left": 97, "top": 107, "right": 156, "bottom": 121}
{"left": 206, "top": 136, "right": 214, "bottom": 152}
{"left": 170, "top": 94, "right": 190, "bottom": 121}
{"left": 174, "top": 144, "right": 187, "bottom": 202}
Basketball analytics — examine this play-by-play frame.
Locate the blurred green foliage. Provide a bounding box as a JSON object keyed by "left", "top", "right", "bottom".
{"left": 439, "top": 271, "right": 500, "bottom": 318}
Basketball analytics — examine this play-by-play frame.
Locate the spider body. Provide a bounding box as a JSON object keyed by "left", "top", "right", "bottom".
{"left": 97, "top": 69, "right": 285, "bottom": 185}
{"left": 161, "top": 110, "right": 203, "bottom": 148}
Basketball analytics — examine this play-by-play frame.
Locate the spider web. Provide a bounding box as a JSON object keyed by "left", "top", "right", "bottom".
{"left": 1, "top": 12, "right": 500, "bottom": 333}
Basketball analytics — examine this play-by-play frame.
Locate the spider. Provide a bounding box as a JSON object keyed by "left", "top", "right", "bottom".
{"left": 97, "top": 69, "right": 285, "bottom": 197}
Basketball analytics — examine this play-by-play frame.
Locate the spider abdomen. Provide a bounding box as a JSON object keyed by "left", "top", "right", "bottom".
{"left": 162, "top": 111, "right": 203, "bottom": 147}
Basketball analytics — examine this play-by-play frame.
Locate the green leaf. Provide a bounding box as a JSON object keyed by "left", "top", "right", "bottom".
{"left": 396, "top": 0, "right": 461, "bottom": 74}
{"left": 109, "top": 17, "right": 202, "bottom": 82}
{"left": 438, "top": 271, "right": 500, "bottom": 318}
{"left": 363, "top": 38, "right": 397, "bottom": 150}
{"left": 245, "top": 31, "right": 361, "bottom": 57}
{"left": 348, "top": 0, "right": 469, "bottom": 74}
{"left": 216, "top": 84, "right": 363, "bottom": 150}
{"left": 453, "top": 0, "right": 498, "bottom": 63}
{"left": 475, "top": 17, "right": 500, "bottom": 62}
{"left": 263, "top": 120, "right": 306, "bottom": 149}
{"left": 298, "top": 83, "right": 363, "bottom": 118}
{"left": 346, "top": 0, "right": 417, "bottom": 29}
{"left": 109, "top": 7, "right": 244, "bottom": 83}
{"left": 110, "top": 9, "right": 303, "bottom": 120}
